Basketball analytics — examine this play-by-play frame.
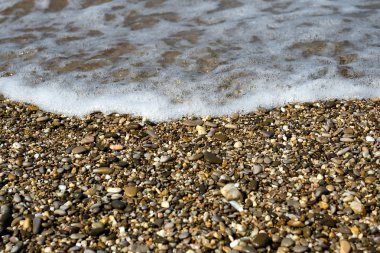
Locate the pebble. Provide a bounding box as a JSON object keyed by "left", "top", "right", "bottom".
{"left": 54, "top": 209, "right": 66, "bottom": 216}
{"left": 281, "top": 238, "right": 294, "bottom": 247}
{"left": 214, "top": 133, "right": 228, "bottom": 142}
{"left": 340, "top": 137, "right": 354, "bottom": 142}
{"left": 350, "top": 198, "right": 364, "bottom": 215}
{"left": 93, "top": 167, "right": 114, "bottom": 174}
{"left": 196, "top": 125, "right": 207, "bottom": 135}
{"left": 124, "top": 186, "right": 138, "bottom": 197}
{"left": 146, "top": 129, "right": 158, "bottom": 139}
{"left": 188, "top": 153, "right": 203, "bottom": 161}
{"left": 253, "top": 164, "right": 263, "bottom": 175}
{"left": 70, "top": 233, "right": 86, "bottom": 240}
{"left": 178, "top": 231, "right": 190, "bottom": 239}
{"left": 90, "top": 223, "right": 105, "bottom": 236}
{"left": 340, "top": 240, "right": 351, "bottom": 253}
{"left": 71, "top": 146, "right": 87, "bottom": 154}
{"left": 107, "top": 187, "right": 122, "bottom": 193}
{"left": 365, "top": 136, "right": 375, "bottom": 142}
{"left": 161, "top": 201, "right": 170, "bottom": 208}
{"left": 252, "top": 233, "right": 271, "bottom": 248}
{"left": 337, "top": 147, "right": 350, "bottom": 156}
{"left": 315, "top": 186, "right": 328, "bottom": 198}
{"left": 234, "top": 141, "right": 242, "bottom": 148}
{"left": 36, "top": 116, "right": 50, "bottom": 122}
{"left": 110, "top": 144, "right": 123, "bottom": 151}
{"left": 33, "top": 216, "right": 42, "bottom": 234}
{"left": 261, "top": 130, "right": 275, "bottom": 138}
{"left": 292, "top": 245, "right": 309, "bottom": 252}
{"left": 183, "top": 119, "right": 203, "bottom": 126}
{"left": 220, "top": 184, "right": 242, "bottom": 201}
{"left": 225, "top": 123, "right": 237, "bottom": 129}
{"left": 80, "top": 134, "right": 95, "bottom": 144}
{"left": 203, "top": 152, "right": 223, "bottom": 164}
{"left": 111, "top": 200, "right": 126, "bottom": 210}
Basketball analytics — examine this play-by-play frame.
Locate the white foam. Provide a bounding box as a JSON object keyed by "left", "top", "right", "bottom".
{"left": 0, "top": 0, "right": 379, "bottom": 121}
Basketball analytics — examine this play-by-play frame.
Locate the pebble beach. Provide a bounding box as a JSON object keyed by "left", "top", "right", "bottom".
{"left": 0, "top": 96, "right": 379, "bottom": 252}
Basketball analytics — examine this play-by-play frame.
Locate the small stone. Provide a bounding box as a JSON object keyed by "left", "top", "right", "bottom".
{"left": 364, "top": 176, "right": 376, "bottom": 184}
{"left": 183, "top": 119, "right": 203, "bottom": 126}
{"left": 337, "top": 147, "right": 350, "bottom": 156}
{"left": 315, "top": 186, "right": 329, "bottom": 197}
{"left": 12, "top": 142, "right": 22, "bottom": 150}
{"left": 229, "top": 200, "right": 243, "bottom": 212}
{"left": 124, "top": 186, "right": 138, "bottom": 197}
{"left": 33, "top": 216, "right": 42, "bottom": 234}
{"left": 253, "top": 164, "right": 262, "bottom": 175}
{"left": 351, "top": 226, "right": 360, "bottom": 236}
{"left": 160, "top": 155, "right": 172, "bottom": 163}
{"left": 287, "top": 220, "right": 305, "bottom": 227}
{"left": 36, "top": 116, "right": 50, "bottom": 122}
{"left": 277, "top": 247, "right": 290, "bottom": 253}
{"left": 292, "top": 245, "right": 309, "bottom": 252}
{"left": 179, "top": 231, "right": 190, "bottom": 239}
{"left": 11, "top": 242, "right": 23, "bottom": 253}
{"left": 350, "top": 198, "right": 365, "bottom": 215}
{"left": 203, "top": 152, "right": 222, "bottom": 164}
{"left": 261, "top": 130, "right": 275, "bottom": 138}
{"left": 80, "top": 134, "right": 95, "bottom": 144}
{"left": 107, "top": 187, "right": 122, "bottom": 193}
{"left": 320, "top": 215, "right": 337, "bottom": 227}
{"left": 225, "top": 123, "right": 237, "bottom": 129}
{"left": 71, "top": 233, "right": 86, "bottom": 240}
{"left": 214, "top": 133, "right": 228, "bottom": 142}
{"left": 252, "top": 233, "right": 271, "bottom": 248}
{"left": 90, "top": 222, "right": 105, "bottom": 236}
{"left": 111, "top": 200, "right": 126, "bottom": 210}
{"left": 146, "top": 129, "right": 158, "bottom": 139}
{"left": 340, "top": 137, "right": 354, "bottom": 142}
{"left": 161, "top": 201, "right": 170, "bottom": 208}
{"left": 93, "top": 167, "right": 114, "bottom": 174}
{"left": 281, "top": 238, "right": 294, "bottom": 247}
{"left": 54, "top": 209, "right": 66, "bottom": 216}
{"left": 188, "top": 153, "right": 203, "bottom": 161}
{"left": 365, "top": 136, "right": 375, "bottom": 142}
{"left": 72, "top": 146, "right": 87, "bottom": 154}
{"left": 319, "top": 201, "right": 329, "bottom": 209}
{"left": 234, "top": 141, "right": 242, "bottom": 148}
{"left": 340, "top": 240, "right": 351, "bottom": 253}
{"left": 196, "top": 125, "right": 207, "bottom": 135}
{"left": 221, "top": 183, "right": 242, "bottom": 201}
{"left": 110, "top": 144, "right": 123, "bottom": 151}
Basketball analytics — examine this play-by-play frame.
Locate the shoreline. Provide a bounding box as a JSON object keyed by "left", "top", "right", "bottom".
{"left": 0, "top": 97, "right": 379, "bottom": 252}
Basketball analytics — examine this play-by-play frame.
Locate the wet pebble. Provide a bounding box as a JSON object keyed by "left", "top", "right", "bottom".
{"left": 252, "top": 233, "right": 271, "bottom": 248}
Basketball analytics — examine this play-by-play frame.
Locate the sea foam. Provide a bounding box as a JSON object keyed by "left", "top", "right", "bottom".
{"left": 0, "top": 0, "right": 379, "bottom": 120}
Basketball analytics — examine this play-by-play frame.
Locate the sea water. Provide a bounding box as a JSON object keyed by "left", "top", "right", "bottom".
{"left": 0, "top": 0, "right": 379, "bottom": 120}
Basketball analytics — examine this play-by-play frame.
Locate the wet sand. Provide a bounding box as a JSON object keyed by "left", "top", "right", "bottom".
{"left": 0, "top": 96, "right": 379, "bottom": 252}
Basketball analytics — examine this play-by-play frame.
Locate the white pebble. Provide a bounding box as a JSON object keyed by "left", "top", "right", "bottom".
{"left": 161, "top": 201, "right": 170, "bottom": 208}
{"left": 107, "top": 187, "right": 122, "bottom": 193}
{"left": 234, "top": 141, "right": 242, "bottom": 148}
{"left": 221, "top": 183, "right": 242, "bottom": 200}
{"left": 12, "top": 142, "right": 22, "bottom": 149}
{"left": 58, "top": 185, "right": 67, "bottom": 192}
{"left": 229, "top": 201, "right": 243, "bottom": 212}
{"left": 196, "top": 125, "right": 207, "bottom": 135}
{"left": 365, "top": 136, "right": 375, "bottom": 142}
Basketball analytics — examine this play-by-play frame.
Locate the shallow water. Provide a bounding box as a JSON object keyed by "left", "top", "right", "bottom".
{"left": 0, "top": 0, "right": 379, "bottom": 120}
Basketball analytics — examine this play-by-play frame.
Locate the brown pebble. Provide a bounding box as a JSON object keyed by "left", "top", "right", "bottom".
{"left": 124, "top": 186, "right": 138, "bottom": 197}
{"left": 93, "top": 167, "right": 114, "bottom": 174}
{"left": 71, "top": 146, "right": 88, "bottom": 154}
